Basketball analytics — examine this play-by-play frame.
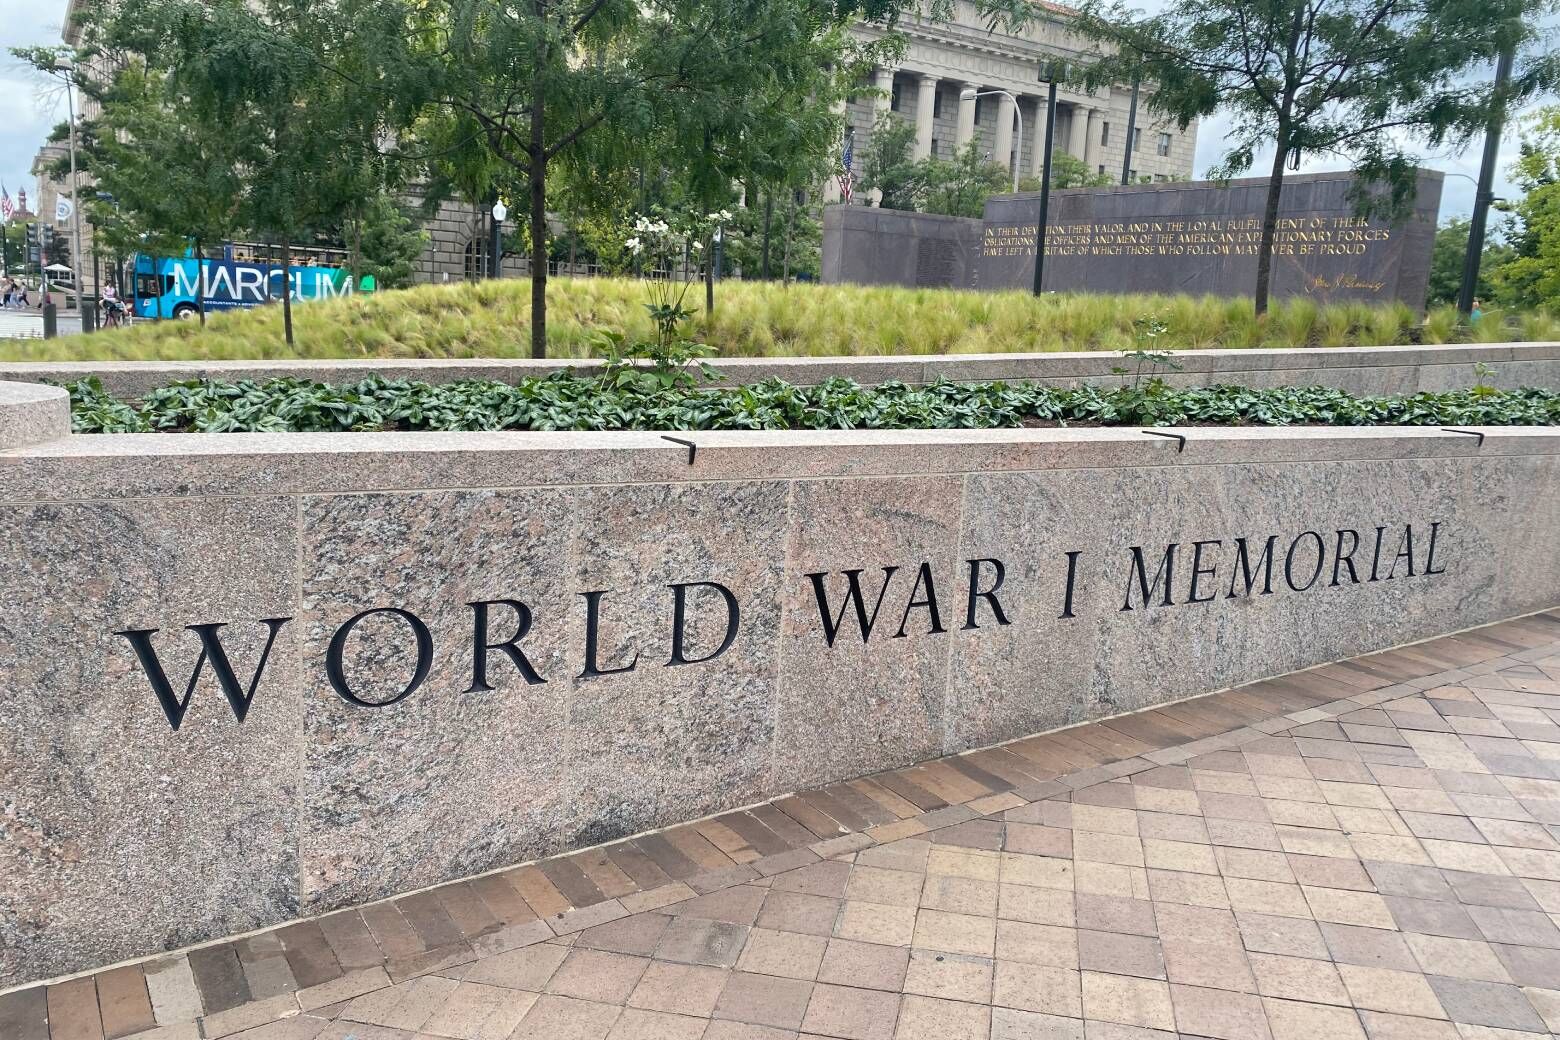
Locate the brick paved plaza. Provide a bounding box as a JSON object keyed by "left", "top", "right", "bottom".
{"left": 5, "top": 609, "right": 1560, "bottom": 1040}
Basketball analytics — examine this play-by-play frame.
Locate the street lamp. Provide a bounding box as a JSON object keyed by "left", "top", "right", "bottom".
{"left": 1032, "top": 61, "right": 1066, "bottom": 296}
{"left": 490, "top": 199, "right": 508, "bottom": 280}
{"left": 960, "top": 88, "right": 1023, "bottom": 193}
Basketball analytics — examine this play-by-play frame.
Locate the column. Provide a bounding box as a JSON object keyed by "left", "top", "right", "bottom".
{"left": 1082, "top": 107, "right": 1101, "bottom": 170}
{"left": 956, "top": 82, "right": 978, "bottom": 148}
{"left": 1066, "top": 104, "right": 1088, "bottom": 161}
{"left": 1030, "top": 97, "right": 1051, "bottom": 177}
{"left": 913, "top": 74, "right": 938, "bottom": 160}
{"left": 993, "top": 93, "right": 1016, "bottom": 174}
{"left": 873, "top": 67, "right": 895, "bottom": 120}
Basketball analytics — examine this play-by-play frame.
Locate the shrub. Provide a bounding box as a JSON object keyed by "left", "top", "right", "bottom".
{"left": 65, "top": 373, "right": 1560, "bottom": 435}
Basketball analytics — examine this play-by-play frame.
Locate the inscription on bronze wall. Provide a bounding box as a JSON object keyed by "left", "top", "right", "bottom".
{"left": 973, "top": 171, "right": 1441, "bottom": 307}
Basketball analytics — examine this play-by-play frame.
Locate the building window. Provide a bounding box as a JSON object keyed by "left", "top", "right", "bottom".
{"left": 891, "top": 81, "right": 901, "bottom": 112}
{"left": 973, "top": 97, "right": 983, "bottom": 123}
{"left": 1098, "top": 165, "right": 1106, "bottom": 175}
{"left": 1154, "top": 173, "right": 1168, "bottom": 182}
{"left": 930, "top": 139, "right": 939, "bottom": 158}
{"left": 1133, "top": 127, "right": 1142, "bottom": 152}
{"left": 1130, "top": 169, "right": 1138, "bottom": 180}
{"left": 1100, "top": 121, "right": 1110, "bottom": 146}
{"left": 463, "top": 238, "right": 490, "bottom": 281}
{"left": 932, "top": 87, "right": 942, "bottom": 118}
{"left": 1158, "top": 132, "right": 1172, "bottom": 156}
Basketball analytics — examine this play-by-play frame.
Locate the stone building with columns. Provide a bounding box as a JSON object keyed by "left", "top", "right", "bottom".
{"left": 827, "top": 1, "right": 1197, "bottom": 202}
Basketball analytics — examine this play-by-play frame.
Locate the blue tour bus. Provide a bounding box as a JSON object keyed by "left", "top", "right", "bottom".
{"left": 131, "top": 244, "right": 375, "bottom": 320}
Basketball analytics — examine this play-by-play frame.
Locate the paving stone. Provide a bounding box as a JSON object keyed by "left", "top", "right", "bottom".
{"left": 1078, "top": 971, "right": 1172, "bottom": 1031}
{"left": 902, "top": 949, "right": 991, "bottom": 1002}
{"left": 511, "top": 994, "right": 622, "bottom": 1040}
{"left": 735, "top": 928, "right": 827, "bottom": 980}
{"left": 545, "top": 949, "right": 651, "bottom": 1004}
{"left": 799, "top": 983, "right": 899, "bottom": 1040}
{"left": 626, "top": 961, "right": 728, "bottom": 1016}
{"left": 893, "top": 993, "right": 987, "bottom": 1040}
{"left": 460, "top": 942, "right": 569, "bottom": 990}
{"left": 1424, "top": 976, "right": 1547, "bottom": 1031}
{"left": 711, "top": 971, "right": 813, "bottom": 1030}
{"left": 1261, "top": 997, "right": 1365, "bottom": 1040}
{"left": 655, "top": 918, "right": 750, "bottom": 967}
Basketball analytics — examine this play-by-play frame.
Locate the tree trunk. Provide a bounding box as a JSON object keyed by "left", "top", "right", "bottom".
{"left": 281, "top": 234, "right": 295, "bottom": 347}
{"left": 783, "top": 201, "right": 795, "bottom": 286}
{"left": 1253, "top": 131, "right": 1289, "bottom": 318}
{"left": 194, "top": 238, "right": 206, "bottom": 327}
{"left": 761, "top": 192, "right": 773, "bottom": 279}
{"left": 529, "top": 153, "right": 548, "bottom": 360}
{"left": 704, "top": 234, "right": 714, "bottom": 314}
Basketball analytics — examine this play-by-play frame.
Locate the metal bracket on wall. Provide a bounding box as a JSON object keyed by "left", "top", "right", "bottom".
{"left": 1441, "top": 428, "right": 1486, "bottom": 447}
{"left": 661, "top": 435, "right": 697, "bottom": 465}
{"left": 1142, "top": 430, "right": 1187, "bottom": 453}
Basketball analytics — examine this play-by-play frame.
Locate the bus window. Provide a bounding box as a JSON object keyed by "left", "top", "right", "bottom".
{"left": 136, "top": 273, "right": 162, "bottom": 298}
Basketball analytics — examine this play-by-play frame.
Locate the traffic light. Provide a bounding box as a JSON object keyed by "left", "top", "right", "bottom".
{"left": 24, "top": 222, "right": 39, "bottom": 266}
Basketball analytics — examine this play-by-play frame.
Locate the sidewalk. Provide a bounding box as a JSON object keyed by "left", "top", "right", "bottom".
{"left": 3, "top": 609, "right": 1558, "bottom": 1040}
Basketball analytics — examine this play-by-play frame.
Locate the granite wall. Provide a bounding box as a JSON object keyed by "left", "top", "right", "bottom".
{"left": 3, "top": 409, "right": 1558, "bottom": 987}
{"left": 821, "top": 206, "right": 982, "bottom": 288}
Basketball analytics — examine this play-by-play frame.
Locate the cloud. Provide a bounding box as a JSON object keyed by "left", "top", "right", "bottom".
{"left": 0, "top": 0, "right": 71, "bottom": 208}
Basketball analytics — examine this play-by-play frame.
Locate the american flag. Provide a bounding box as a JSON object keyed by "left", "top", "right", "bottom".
{"left": 838, "top": 132, "right": 855, "bottom": 204}
{"left": 0, "top": 185, "right": 13, "bottom": 224}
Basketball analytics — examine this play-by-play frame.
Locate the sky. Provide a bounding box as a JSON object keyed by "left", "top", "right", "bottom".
{"left": 0, "top": 0, "right": 1526, "bottom": 222}
{"left": 0, "top": 0, "right": 71, "bottom": 210}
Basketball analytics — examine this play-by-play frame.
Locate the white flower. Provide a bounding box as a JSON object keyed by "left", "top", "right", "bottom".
{"left": 624, "top": 237, "right": 641, "bottom": 254}
{"left": 691, "top": 241, "right": 703, "bottom": 251}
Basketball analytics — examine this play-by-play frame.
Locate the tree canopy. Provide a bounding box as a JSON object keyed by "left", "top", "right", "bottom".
{"left": 1022, "top": 0, "right": 1560, "bottom": 314}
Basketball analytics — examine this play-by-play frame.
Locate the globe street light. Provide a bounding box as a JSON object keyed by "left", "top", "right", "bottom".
{"left": 959, "top": 88, "right": 1023, "bottom": 193}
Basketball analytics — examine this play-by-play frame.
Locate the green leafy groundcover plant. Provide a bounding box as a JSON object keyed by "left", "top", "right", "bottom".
{"left": 66, "top": 374, "right": 1560, "bottom": 434}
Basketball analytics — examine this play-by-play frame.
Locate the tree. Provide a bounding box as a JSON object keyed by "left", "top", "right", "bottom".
{"left": 921, "top": 142, "right": 1010, "bottom": 217}
{"left": 858, "top": 112, "right": 930, "bottom": 211}
{"left": 1017, "top": 153, "right": 1114, "bottom": 192}
{"left": 376, "top": 0, "right": 900, "bottom": 358}
{"left": 353, "top": 193, "right": 429, "bottom": 289}
{"left": 1426, "top": 217, "right": 1512, "bottom": 307}
{"left": 1490, "top": 107, "right": 1560, "bottom": 310}
{"left": 1028, "top": 0, "right": 1560, "bottom": 315}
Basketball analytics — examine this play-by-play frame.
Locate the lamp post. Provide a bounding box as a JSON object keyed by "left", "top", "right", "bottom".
{"left": 1032, "top": 62, "right": 1064, "bottom": 296}
{"left": 1120, "top": 75, "right": 1140, "bottom": 185}
{"left": 490, "top": 198, "right": 508, "bottom": 279}
{"left": 960, "top": 88, "right": 1024, "bottom": 193}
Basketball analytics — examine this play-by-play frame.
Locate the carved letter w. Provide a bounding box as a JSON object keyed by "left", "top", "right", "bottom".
{"left": 115, "top": 619, "right": 291, "bottom": 731}
{"left": 805, "top": 567, "right": 899, "bottom": 648}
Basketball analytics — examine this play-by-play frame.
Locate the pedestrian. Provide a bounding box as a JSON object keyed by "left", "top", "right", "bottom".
{"left": 1, "top": 278, "right": 13, "bottom": 308}
{"left": 1470, "top": 298, "right": 1484, "bottom": 325}
{"left": 16, "top": 281, "right": 30, "bottom": 308}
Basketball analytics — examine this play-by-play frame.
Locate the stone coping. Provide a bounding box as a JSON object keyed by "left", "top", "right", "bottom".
{"left": 0, "top": 606, "right": 1554, "bottom": 1039}
{"left": 0, "top": 381, "right": 69, "bottom": 451}
{"left": 1, "top": 341, "right": 1556, "bottom": 395}
{"left": 1, "top": 424, "right": 1555, "bottom": 501}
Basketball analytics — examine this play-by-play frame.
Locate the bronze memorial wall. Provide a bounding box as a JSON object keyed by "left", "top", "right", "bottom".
{"left": 822, "top": 171, "right": 1442, "bottom": 310}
